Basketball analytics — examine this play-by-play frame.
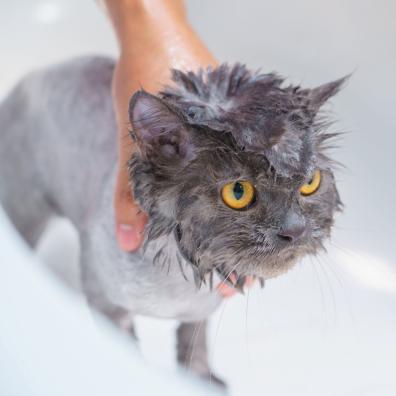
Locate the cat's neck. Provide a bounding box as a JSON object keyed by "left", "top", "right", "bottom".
{"left": 141, "top": 231, "right": 194, "bottom": 282}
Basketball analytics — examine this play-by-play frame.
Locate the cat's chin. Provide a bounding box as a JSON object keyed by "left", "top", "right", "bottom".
{"left": 250, "top": 248, "right": 307, "bottom": 280}
{"left": 255, "top": 256, "right": 299, "bottom": 280}
{"left": 174, "top": 223, "right": 313, "bottom": 287}
{"left": 223, "top": 248, "right": 306, "bottom": 284}
{"left": 212, "top": 251, "right": 302, "bottom": 290}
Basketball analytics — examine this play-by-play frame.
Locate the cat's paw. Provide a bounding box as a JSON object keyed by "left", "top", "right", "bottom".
{"left": 201, "top": 372, "right": 227, "bottom": 391}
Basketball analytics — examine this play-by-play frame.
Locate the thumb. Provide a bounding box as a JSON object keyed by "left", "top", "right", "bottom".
{"left": 114, "top": 169, "right": 148, "bottom": 251}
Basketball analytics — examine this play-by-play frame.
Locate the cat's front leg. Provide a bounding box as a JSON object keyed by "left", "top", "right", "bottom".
{"left": 86, "top": 294, "right": 137, "bottom": 341}
{"left": 176, "top": 321, "right": 226, "bottom": 388}
{"left": 102, "top": 305, "right": 137, "bottom": 340}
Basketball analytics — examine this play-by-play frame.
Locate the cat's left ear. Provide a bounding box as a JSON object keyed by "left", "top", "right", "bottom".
{"left": 304, "top": 75, "right": 349, "bottom": 114}
{"left": 129, "top": 90, "right": 192, "bottom": 160}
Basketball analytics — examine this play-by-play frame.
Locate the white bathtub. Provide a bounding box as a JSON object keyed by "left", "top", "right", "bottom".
{"left": 1, "top": 1, "right": 395, "bottom": 395}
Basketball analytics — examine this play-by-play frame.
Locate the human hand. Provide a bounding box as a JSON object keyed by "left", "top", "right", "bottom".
{"left": 101, "top": 0, "right": 257, "bottom": 296}
{"left": 102, "top": 0, "right": 256, "bottom": 295}
{"left": 112, "top": 53, "right": 148, "bottom": 251}
{"left": 104, "top": 0, "right": 217, "bottom": 251}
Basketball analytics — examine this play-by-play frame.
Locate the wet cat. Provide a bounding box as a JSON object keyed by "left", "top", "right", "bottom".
{"left": 0, "top": 56, "right": 345, "bottom": 385}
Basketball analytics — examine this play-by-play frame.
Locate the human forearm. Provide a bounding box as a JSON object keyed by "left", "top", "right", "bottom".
{"left": 102, "top": 0, "right": 217, "bottom": 92}
{"left": 102, "top": 0, "right": 187, "bottom": 40}
{"left": 100, "top": 0, "right": 216, "bottom": 251}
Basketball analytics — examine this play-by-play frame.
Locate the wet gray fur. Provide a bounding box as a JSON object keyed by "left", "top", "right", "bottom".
{"left": 0, "top": 56, "right": 345, "bottom": 383}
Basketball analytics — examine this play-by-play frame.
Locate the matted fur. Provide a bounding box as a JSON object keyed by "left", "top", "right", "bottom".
{"left": 128, "top": 63, "right": 346, "bottom": 285}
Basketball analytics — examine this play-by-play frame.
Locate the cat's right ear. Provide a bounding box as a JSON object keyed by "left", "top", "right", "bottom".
{"left": 129, "top": 90, "right": 193, "bottom": 161}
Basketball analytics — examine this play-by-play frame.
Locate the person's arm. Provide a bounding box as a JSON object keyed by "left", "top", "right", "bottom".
{"left": 101, "top": 0, "right": 217, "bottom": 251}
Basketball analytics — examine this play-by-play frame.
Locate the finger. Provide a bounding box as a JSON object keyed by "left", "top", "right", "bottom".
{"left": 114, "top": 184, "right": 148, "bottom": 252}
{"left": 216, "top": 275, "right": 256, "bottom": 298}
{"left": 115, "top": 204, "right": 148, "bottom": 251}
{"left": 217, "top": 282, "right": 238, "bottom": 298}
{"left": 116, "top": 213, "right": 148, "bottom": 251}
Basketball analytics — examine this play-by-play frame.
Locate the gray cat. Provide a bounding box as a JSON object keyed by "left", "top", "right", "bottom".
{"left": 0, "top": 56, "right": 345, "bottom": 385}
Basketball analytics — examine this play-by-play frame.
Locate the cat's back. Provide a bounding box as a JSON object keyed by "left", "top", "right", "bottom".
{"left": 42, "top": 56, "right": 119, "bottom": 223}
{"left": 0, "top": 56, "right": 121, "bottom": 231}
{"left": 33, "top": 55, "right": 118, "bottom": 176}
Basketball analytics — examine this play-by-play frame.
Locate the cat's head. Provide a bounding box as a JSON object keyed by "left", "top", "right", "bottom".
{"left": 128, "top": 64, "right": 346, "bottom": 287}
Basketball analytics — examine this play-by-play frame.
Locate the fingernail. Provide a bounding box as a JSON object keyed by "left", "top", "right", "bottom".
{"left": 116, "top": 224, "right": 141, "bottom": 251}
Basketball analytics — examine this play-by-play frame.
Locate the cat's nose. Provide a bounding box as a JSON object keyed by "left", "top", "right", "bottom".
{"left": 277, "top": 211, "right": 306, "bottom": 243}
{"left": 277, "top": 225, "right": 306, "bottom": 243}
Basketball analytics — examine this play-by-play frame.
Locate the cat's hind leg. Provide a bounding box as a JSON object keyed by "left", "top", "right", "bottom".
{"left": 1, "top": 189, "right": 54, "bottom": 248}
{"left": 0, "top": 81, "right": 55, "bottom": 247}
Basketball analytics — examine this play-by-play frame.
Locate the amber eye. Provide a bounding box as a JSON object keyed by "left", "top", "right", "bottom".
{"left": 221, "top": 181, "right": 255, "bottom": 210}
{"left": 300, "top": 170, "right": 321, "bottom": 196}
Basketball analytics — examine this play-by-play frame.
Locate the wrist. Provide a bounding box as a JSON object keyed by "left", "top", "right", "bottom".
{"left": 102, "top": 0, "right": 187, "bottom": 37}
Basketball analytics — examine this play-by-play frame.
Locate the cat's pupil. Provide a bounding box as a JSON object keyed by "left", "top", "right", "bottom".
{"left": 233, "top": 182, "right": 244, "bottom": 200}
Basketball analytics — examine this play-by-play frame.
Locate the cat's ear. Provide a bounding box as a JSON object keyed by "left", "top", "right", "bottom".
{"left": 303, "top": 75, "right": 349, "bottom": 115}
{"left": 129, "top": 90, "right": 192, "bottom": 160}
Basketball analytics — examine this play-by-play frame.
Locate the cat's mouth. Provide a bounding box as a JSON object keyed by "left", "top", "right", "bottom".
{"left": 213, "top": 264, "right": 265, "bottom": 291}
{"left": 174, "top": 224, "right": 264, "bottom": 291}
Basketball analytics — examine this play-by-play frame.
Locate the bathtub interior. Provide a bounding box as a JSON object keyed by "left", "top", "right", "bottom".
{"left": 1, "top": 1, "right": 395, "bottom": 395}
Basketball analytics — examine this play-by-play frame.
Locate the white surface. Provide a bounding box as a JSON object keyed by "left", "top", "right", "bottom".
{"left": 34, "top": 218, "right": 396, "bottom": 396}
{"left": 1, "top": 1, "right": 396, "bottom": 395}
{"left": 0, "top": 209, "right": 219, "bottom": 396}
